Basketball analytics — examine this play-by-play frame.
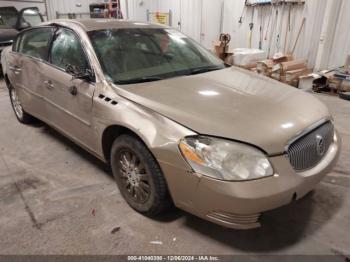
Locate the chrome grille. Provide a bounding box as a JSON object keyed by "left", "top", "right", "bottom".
{"left": 207, "top": 211, "right": 260, "bottom": 227}
{"left": 287, "top": 121, "right": 334, "bottom": 171}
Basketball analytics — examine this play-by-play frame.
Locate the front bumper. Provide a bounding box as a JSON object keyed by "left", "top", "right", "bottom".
{"left": 160, "top": 131, "right": 341, "bottom": 230}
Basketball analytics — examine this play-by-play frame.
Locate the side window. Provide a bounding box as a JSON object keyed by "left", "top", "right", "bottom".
{"left": 18, "top": 27, "right": 53, "bottom": 60}
{"left": 50, "top": 28, "right": 88, "bottom": 71}
{"left": 12, "top": 35, "right": 21, "bottom": 52}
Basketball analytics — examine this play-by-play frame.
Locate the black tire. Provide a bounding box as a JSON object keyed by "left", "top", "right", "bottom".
{"left": 110, "top": 134, "right": 171, "bottom": 216}
{"left": 8, "top": 82, "right": 35, "bottom": 124}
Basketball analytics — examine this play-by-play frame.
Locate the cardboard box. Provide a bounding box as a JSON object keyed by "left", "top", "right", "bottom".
{"left": 299, "top": 74, "right": 319, "bottom": 90}
{"left": 224, "top": 53, "right": 233, "bottom": 65}
{"left": 343, "top": 55, "right": 350, "bottom": 74}
{"left": 232, "top": 48, "right": 266, "bottom": 67}
{"left": 273, "top": 53, "right": 294, "bottom": 64}
{"left": 271, "top": 71, "right": 281, "bottom": 81}
{"left": 213, "top": 40, "right": 228, "bottom": 60}
{"left": 285, "top": 68, "right": 312, "bottom": 82}
{"left": 281, "top": 59, "right": 308, "bottom": 73}
{"left": 340, "top": 80, "right": 350, "bottom": 92}
{"left": 257, "top": 59, "right": 274, "bottom": 71}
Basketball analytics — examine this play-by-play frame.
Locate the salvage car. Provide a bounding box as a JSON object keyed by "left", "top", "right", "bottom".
{"left": 0, "top": 6, "right": 43, "bottom": 71}
{"left": 1, "top": 19, "right": 340, "bottom": 229}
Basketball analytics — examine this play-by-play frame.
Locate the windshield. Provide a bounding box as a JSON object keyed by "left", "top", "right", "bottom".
{"left": 0, "top": 10, "right": 18, "bottom": 29}
{"left": 89, "top": 28, "right": 226, "bottom": 84}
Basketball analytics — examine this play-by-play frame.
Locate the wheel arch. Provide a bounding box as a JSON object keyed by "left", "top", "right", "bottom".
{"left": 101, "top": 124, "right": 150, "bottom": 164}
{"left": 4, "top": 74, "right": 11, "bottom": 89}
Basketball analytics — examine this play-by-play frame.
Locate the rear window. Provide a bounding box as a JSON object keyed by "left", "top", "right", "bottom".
{"left": 18, "top": 27, "right": 53, "bottom": 60}
{"left": 0, "top": 7, "right": 18, "bottom": 29}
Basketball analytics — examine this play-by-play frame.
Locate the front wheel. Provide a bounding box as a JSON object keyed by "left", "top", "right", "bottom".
{"left": 110, "top": 134, "right": 171, "bottom": 216}
{"left": 9, "top": 84, "right": 34, "bottom": 124}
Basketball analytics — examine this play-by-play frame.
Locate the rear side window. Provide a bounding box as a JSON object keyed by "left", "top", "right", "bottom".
{"left": 50, "top": 28, "right": 88, "bottom": 71}
{"left": 12, "top": 35, "right": 21, "bottom": 52}
{"left": 18, "top": 27, "right": 53, "bottom": 60}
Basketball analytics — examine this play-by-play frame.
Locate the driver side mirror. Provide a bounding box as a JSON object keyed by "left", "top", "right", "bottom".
{"left": 66, "top": 64, "right": 94, "bottom": 82}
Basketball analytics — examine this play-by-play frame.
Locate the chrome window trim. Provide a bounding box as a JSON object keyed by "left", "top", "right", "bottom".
{"left": 10, "top": 25, "right": 97, "bottom": 84}
{"left": 48, "top": 26, "right": 94, "bottom": 79}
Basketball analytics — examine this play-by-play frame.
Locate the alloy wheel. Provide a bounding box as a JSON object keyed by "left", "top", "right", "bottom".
{"left": 10, "top": 88, "right": 23, "bottom": 120}
{"left": 118, "top": 149, "right": 151, "bottom": 204}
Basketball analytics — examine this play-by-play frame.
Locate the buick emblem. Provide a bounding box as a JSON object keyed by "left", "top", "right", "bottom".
{"left": 316, "top": 134, "right": 326, "bottom": 156}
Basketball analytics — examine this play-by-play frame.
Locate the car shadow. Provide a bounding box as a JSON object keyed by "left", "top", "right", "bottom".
{"left": 182, "top": 186, "right": 344, "bottom": 252}
{"left": 39, "top": 123, "right": 111, "bottom": 176}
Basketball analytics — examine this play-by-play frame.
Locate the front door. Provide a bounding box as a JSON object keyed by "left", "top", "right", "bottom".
{"left": 43, "top": 27, "right": 96, "bottom": 150}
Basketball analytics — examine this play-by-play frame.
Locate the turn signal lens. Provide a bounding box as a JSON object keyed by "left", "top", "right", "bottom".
{"left": 179, "top": 142, "right": 204, "bottom": 164}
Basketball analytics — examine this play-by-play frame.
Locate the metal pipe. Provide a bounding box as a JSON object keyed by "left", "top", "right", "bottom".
{"left": 200, "top": 0, "right": 204, "bottom": 44}
{"left": 219, "top": 0, "right": 224, "bottom": 34}
{"left": 169, "top": 9, "right": 172, "bottom": 26}
{"left": 125, "top": 0, "right": 129, "bottom": 19}
{"left": 43, "top": 0, "right": 48, "bottom": 20}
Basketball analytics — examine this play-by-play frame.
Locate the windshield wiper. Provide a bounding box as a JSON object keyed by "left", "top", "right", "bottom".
{"left": 115, "top": 76, "right": 164, "bottom": 85}
{"left": 188, "top": 66, "right": 223, "bottom": 76}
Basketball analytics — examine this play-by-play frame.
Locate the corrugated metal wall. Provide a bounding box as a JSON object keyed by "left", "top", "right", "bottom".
{"left": 43, "top": 0, "right": 350, "bottom": 70}
{"left": 125, "top": 0, "right": 223, "bottom": 49}
{"left": 0, "top": 0, "right": 47, "bottom": 19}
{"left": 325, "top": 0, "right": 350, "bottom": 68}
{"left": 46, "top": 0, "right": 99, "bottom": 20}
{"left": 222, "top": 0, "right": 327, "bottom": 69}
{"left": 123, "top": 0, "right": 350, "bottom": 70}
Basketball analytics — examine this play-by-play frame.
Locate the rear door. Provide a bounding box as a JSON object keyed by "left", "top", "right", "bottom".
{"left": 43, "top": 27, "right": 96, "bottom": 149}
{"left": 7, "top": 27, "right": 54, "bottom": 120}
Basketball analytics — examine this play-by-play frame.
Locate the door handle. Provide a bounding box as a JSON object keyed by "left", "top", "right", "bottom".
{"left": 9, "top": 65, "right": 22, "bottom": 74}
{"left": 44, "top": 80, "right": 54, "bottom": 89}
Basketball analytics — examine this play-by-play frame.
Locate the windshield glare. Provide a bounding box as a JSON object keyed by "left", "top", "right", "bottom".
{"left": 89, "top": 28, "right": 226, "bottom": 84}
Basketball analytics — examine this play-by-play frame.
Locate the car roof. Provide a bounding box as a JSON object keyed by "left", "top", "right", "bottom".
{"left": 42, "top": 19, "right": 166, "bottom": 32}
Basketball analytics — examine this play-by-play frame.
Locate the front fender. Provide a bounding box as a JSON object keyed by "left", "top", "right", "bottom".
{"left": 92, "top": 87, "right": 196, "bottom": 167}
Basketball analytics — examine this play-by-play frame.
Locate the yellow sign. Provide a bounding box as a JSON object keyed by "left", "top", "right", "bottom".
{"left": 150, "top": 12, "right": 169, "bottom": 25}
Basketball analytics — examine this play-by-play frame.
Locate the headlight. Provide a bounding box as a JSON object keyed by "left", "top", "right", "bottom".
{"left": 179, "top": 136, "right": 273, "bottom": 181}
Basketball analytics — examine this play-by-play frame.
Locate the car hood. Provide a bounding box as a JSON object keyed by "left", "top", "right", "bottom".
{"left": 0, "top": 28, "right": 18, "bottom": 43}
{"left": 113, "top": 67, "right": 330, "bottom": 154}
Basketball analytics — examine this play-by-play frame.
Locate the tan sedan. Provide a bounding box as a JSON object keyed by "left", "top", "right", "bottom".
{"left": 1, "top": 19, "right": 340, "bottom": 229}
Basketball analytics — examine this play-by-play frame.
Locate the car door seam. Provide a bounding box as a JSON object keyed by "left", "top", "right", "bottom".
{"left": 21, "top": 85, "right": 91, "bottom": 127}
